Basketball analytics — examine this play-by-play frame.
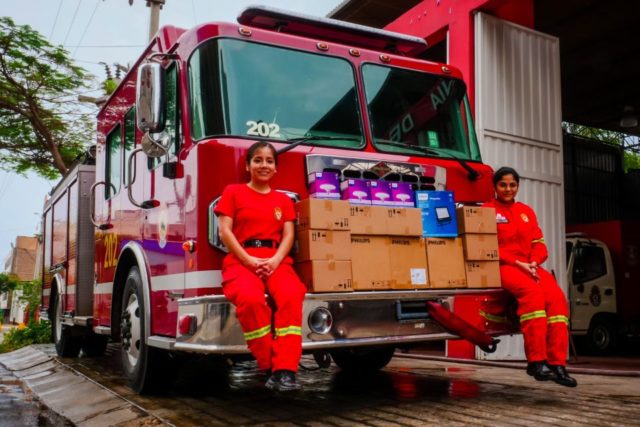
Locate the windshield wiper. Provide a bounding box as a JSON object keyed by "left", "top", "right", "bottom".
{"left": 375, "top": 140, "right": 480, "bottom": 182}
{"left": 276, "top": 135, "right": 361, "bottom": 155}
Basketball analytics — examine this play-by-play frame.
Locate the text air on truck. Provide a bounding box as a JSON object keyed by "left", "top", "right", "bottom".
{"left": 40, "top": 6, "right": 517, "bottom": 393}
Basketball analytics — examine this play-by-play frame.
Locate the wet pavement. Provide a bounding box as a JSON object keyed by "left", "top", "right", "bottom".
{"left": 2, "top": 343, "right": 640, "bottom": 426}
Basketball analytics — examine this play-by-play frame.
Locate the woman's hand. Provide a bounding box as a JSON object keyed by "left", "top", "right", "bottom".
{"left": 255, "top": 255, "right": 284, "bottom": 279}
{"left": 515, "top": 259, "right": 539, "bottom": 281}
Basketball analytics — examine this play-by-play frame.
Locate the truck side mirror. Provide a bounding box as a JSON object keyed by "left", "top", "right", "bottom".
{"left": 136, "top": 62, "right": 171, "bottom": 158}
{"left": 136, "top": 62, "right": 166, "bottom": 133}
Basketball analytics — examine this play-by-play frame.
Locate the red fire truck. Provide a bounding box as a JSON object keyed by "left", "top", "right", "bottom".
{"left": 41, "top": 6, "right": 515, "bottom": 393}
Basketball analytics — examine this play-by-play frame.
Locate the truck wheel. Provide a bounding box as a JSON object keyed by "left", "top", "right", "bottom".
{"left": 587, "top": 317, "right": 617, "bottom": 355}
{"left": 81, "top": 334, "right": 109, "bottom": 357}
{"left": 52, "top": 293, "right": 82, "bottom": 357}
{"left": 330, "top": 347, "right": 395, "bottom": 373}
{"left": 120, "top": 266, "right": 174, "bottom": 393}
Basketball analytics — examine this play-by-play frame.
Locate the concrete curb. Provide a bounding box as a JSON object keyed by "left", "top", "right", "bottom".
{"left": 396, "top": 352, "right": 640, "bottom": 377}
{"left": 0, "top": 345, "right": 170, "bottom": 427}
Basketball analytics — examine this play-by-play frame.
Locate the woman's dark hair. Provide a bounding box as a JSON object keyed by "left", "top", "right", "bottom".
{"left": 246, "top": 141, "right": 277, "bottom": 166}
{"left": 492, "top": 167, "right": 520, "bottom": 186}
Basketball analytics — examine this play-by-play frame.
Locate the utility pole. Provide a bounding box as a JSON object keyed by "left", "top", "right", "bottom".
{"left": 128, "top": 0, "right": 165, "bottom": 41}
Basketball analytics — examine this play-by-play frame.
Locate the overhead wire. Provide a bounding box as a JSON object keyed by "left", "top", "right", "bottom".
{"left": 72, "top": 0, "right": 101, "bottom": 58}
{"left": 49, "top": 0, "right": 64, "bottom": 40}
{"left": 62, "top": 0, "right": 82, "bottom": 47}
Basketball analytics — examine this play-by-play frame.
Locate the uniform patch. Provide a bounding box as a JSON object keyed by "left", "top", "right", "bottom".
{"left": 496, "top": 213, "right": 509, "bottom": 224}
{"left": 520, "top": 213, "right": 529, "bottom": 223}
{"left": 274, "top": 207, "right": 282, "bottom": 221}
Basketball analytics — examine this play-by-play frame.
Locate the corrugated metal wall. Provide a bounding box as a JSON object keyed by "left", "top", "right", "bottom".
{"left": 474, "top": 13, "right": 564, "bottom": 360}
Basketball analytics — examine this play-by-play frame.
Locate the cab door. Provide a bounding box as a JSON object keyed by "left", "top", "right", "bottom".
{"left": 568, "top": 240, "right": 617, "bottom": 332}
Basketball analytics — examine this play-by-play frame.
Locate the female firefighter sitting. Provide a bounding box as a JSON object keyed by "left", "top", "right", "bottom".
{"left": 484, "top": 167, "right": 577, "bottom": 387}
{"left": 215, "top": 141, "right": 306, "bottom": 392}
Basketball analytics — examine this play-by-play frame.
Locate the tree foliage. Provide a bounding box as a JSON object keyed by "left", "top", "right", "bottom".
{"left": 0, "top": 17, "right": 95, "bottom": 179}
{"left": 0, "top": 272, "right": 18, "bottom": 295}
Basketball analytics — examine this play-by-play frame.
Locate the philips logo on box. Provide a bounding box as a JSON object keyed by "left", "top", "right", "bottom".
{"left": 417, "top": 193, "right": 429, "bottom": 201}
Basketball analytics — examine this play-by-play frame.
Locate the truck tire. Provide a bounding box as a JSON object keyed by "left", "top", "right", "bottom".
{"left": 120, "top": 266, "right": 175, "bottom": 393}
{"left": 81, "top": 334, "right": 109, "bottom": 357}
{"left": 52, "top": 293, "right": 82, "bottom": 358}
{"left": 587, "top": 317, "right": 617, "bottom": 355}
{"left": 330, "top": 347, "right": 395, "bottom": 373}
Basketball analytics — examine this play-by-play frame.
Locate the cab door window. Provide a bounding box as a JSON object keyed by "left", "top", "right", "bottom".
{"left": 105, "top": 124, "right": 122, "bottom": 199}
{"left": 149, "top": 63, "right": 181, "bottom": 169}
{"left": 573, "top": 245, "right": 607, "bottom": 283}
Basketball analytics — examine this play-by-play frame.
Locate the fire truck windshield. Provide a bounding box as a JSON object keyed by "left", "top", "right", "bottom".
{"left": 362, "top": 63, "right": 481, "bottom": 162}
{"left": 189, "top": 38, "right": 364, "bottom": 149}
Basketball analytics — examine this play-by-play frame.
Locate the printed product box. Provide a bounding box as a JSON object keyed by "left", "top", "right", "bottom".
{"left": 415, "top": 191, "right": 458, "bottom": 237}
{"left": 350, "top": 235, "right": 391, "bottom": 290}
{"left": 295, "top": 199, "right": 350, "bottom": 232}
{"left": 349, "top": 205, "right": 388, "bottom": 235}
{"left": 462, "top": 234, "right": 500, "bottom": 261}
{"left": 390, "top": 182, "right": 415, "bottom": 207}
{"left": 294, "top": 229, "right": 351, "bottom": 262}
{"left": 389, "top": 237, "right": 428, "bottom": 289}
{"left": 308, "top": 171, "right": 341, "bottom": 199}
{"left": 424, "top": 237, "right": 467, "bottom": 288}
{"left": 385, "top": 207, "right": 423, "bottom": 236}
{"left": 465, "top": 261, "right": 501, "bottom": 288}
{"left": 295, "top": 260, "right": 353, "bottom": 293}
{"left": 456, "top": 206, "right": 497, "bottom": 234}
{"left": 340, "top": 179, "right": 371, "bottom": 205}
{"left": 370, "top": 180, "right": 393, "bottom": 206}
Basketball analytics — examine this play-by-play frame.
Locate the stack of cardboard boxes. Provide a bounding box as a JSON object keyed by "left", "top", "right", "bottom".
{"left": 457, "top": 206, "right": 501, "bottom": 288}
{"left": 293, "top": 189, "right": 502, "bottom": 292}
{"left": 293, "top": 199, "right": 353, "bottom": 292}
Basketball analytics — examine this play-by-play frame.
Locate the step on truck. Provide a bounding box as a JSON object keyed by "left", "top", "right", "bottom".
{"left": 40, "top": 6, "right": 516, "bottom": 393}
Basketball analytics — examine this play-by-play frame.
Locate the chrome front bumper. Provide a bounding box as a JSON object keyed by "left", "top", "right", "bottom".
{"left": 173, "top": 289, "right": 504, "bottom": 354}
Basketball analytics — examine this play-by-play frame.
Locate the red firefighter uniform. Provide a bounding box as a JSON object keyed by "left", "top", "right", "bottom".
{"left": 215, "top": 184, "right": 306, "bottom": 372}
{"left": 484, "top": 198, "right": 569, "bottom": 365}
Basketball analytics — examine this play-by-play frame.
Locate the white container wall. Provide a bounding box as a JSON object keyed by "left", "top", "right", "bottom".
{"left": 474, "top": 13, "right": 565, "bottom": 360}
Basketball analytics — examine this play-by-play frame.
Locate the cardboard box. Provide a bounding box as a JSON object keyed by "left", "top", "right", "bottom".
{"left": 385, "top": 207, "right": 423, "bottom": 236}
{"left": 370, "top": 180, "right": 393, "bottom": 206}
{"left": 341, "top": 179, "right": 371, "bottom": 205}
{"left": 457, "top": 206, "right": 497, "bottom": 234}
{"left": 389, "top": 237, "right": 428, "bottom": 289}
{"left": 350, "top": 235, "right": 391, "bottom": 290}
{"left": 295, "top": 260, "right": 353, "bottom": 292}
{"left": 349, "top": 205, "right": 388, "bottom": 234}
{"left": 295, "top": 199, "right": 350, "bottom": 231}
{"left": 465, "top": 261, "right": 501, "bottom": 288}
{"left": 415, "top": 191, "right": 458, "bottom": 237}
{"left": 462, "top": 234, "right": 499, "bottom": 261}
{"left": 425, "top": 237, "right": 467, "bottom": 288}
{"left": 390, "top": 182, "right": 415, "bottom": 207}
{"left": 308, "top": 171, "right": 341, "bottom": 199}
{"left": 294, "top": 229, "right": 351, "bottom": 262}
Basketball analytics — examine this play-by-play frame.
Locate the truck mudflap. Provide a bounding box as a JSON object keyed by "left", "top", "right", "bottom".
{"left": 170, "top": 289, "right": 513, "bottom": 354}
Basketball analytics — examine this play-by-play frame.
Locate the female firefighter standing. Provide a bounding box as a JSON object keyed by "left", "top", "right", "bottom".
{"left": 215, "top": 141, "right": 306, "bottom": 392}
{"left": 484, "top": 167, "right": 577, "bottom": 387}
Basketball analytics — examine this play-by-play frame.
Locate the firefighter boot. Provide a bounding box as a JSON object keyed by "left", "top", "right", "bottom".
{"left": 526, "top": 361, "right": 557, "bottom": 381}
{"left": 266, "top": 370, "right": 301, "bottom": 392}
{"left": 549, "top": 365, "right": 578, "bottom": 387}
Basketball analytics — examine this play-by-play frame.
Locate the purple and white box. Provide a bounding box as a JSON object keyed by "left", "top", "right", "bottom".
{"left": 370, "top": 180, "right": 393, "bottom": 206}
{"left": 308, "top": 172, "right": 340, "bottom": 199}
{"left": 390, "top": 182, "right": 415, "bottom": 207}
{"left": 340, "top": 179, "right": 371, "bottom": 205}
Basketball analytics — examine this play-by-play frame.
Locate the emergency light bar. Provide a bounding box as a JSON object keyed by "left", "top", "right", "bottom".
{"left": 237, "top": 5, "right": 429, "bottom": 57}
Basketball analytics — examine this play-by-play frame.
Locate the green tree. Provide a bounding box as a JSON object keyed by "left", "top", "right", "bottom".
{"left": 0, "top": 272, "right": 18, "bottom": 295}
{"left": 0, "top": 17, "right": 95, "bottom": 179}
{"left": 18, "top": 279, "right": 42, "bottom": 322}
{"left": 563, "top": 122, "right": 640, "bottom": 171}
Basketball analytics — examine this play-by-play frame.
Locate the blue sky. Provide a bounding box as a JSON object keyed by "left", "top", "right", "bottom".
{"left": 0, "top": 0, "right": 342, "bottom": 264}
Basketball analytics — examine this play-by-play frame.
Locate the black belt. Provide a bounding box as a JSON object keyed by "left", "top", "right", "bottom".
{"left": 243, "top": 239, "right": 278, "bottom": 248}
